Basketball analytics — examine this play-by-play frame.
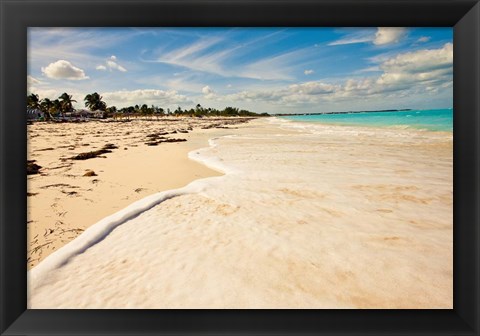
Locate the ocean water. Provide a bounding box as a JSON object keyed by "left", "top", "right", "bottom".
{"left": 28, "top": 118, "right": 453, "bottom": 308}
{"left": 282, "top": 109, "right": 453, "bottom": 132}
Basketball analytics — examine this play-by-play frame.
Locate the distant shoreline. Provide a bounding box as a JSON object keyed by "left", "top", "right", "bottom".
{"left": 273, "top": 108, "right": 416, "bottom": 116}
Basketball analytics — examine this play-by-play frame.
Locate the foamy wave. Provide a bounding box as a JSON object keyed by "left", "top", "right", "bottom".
{"left": 29, "top": 188, "right": 186, "bottom": 286}
{"left": 188, "top": 138, "right": 242, "bottom": 175}
{"left": 29, "top": 137, "right": 238, "bottom": 290}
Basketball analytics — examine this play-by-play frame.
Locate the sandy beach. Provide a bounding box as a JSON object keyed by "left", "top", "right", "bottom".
{"left": 27, "top": 118, "right": 452, "bottom": 309}
{"left": 27, "top": 117, "right": 255, "bottom": 268}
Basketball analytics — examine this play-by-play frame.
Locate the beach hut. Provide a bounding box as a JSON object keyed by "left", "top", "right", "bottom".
{"left": 71, "top": 109, "right": 90, "bottom": 118}
{"left": 92, "top": 110, "right": 105, "bottom": 118}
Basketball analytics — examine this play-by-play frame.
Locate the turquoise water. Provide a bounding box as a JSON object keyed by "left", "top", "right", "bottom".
{"left": 282, "top": 109, "right": 453, "bottom": 132}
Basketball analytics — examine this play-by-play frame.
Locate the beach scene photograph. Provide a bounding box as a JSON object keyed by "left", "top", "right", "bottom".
{"left": 27, "top": 27, "right": 453, "bottom": 309}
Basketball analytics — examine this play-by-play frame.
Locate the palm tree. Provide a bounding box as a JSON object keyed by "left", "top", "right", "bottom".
{"left": 40, "top": 98, "right": 53, "bottom": 111}
{"left": 140, "top": 104, "right": 148, "bottom": 117}
{"left": 84, "top": 92, "right": 107, "bottom": 112}
{"left": 40, "top": 98, "right": 54, "bottom": 120}
{"left": 58, "top": 92, "right": 76, "bottom": 115}
{"left": 52, "top": 99, "right": 62, "bottom": 117}
{"left": 27, "top": 93, "right": 40, "bottom": 109}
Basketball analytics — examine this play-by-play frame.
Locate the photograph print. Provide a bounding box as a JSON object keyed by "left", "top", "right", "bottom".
{"left": 26, "top": 27, "right": 453, "bottom": 309}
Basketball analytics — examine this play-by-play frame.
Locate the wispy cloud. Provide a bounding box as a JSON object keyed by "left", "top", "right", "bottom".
{"left": 27, "top": 75, "right": 41, "bottom": 85}
{"left": 328, "top": 28, "right": 407, "bottom": 47}
{"left": 328, "top": 34, "right": 373, "bottom": 46}
{"left": 28, "top": 28, "right": 137, "bottom": 70}
{"left": 355, "top": 66, "right": 381, "bottom": 74}
{"left": 416, "top": 36, "right": 431, "bottom": 44}
{"left": 142, "top": 29, "right": 296, "bottom": 80}
{"left": 328, "top": 29, "right": 375, "bottom": 46}
{"left": 239, "top": 47, "right": 318, "bottom": 81}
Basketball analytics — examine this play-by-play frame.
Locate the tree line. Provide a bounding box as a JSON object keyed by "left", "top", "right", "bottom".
{"left": 27, "top": 92, "right": 269, "bottom": 120}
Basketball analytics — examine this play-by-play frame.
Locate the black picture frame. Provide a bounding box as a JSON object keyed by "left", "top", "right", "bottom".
{"left": 1, "top": 0, "right": 479, "bottom": 335}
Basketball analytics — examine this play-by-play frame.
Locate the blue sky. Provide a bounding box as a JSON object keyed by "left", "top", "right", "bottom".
{"left": 27, "top": 27, "right": 453, "bottom": 113}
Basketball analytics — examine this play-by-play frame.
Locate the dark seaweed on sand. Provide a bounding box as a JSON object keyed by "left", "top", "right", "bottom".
{"left": 71, "top": 144, "right": 117, "bottom": 160}
{"left": 27, "top": 160, "right": 42, "bottom": 175}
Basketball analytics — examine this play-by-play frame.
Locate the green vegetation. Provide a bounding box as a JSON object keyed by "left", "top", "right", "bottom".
{"left": 27, "top": 93, "right": 41, "bottom": 110}
{"left": 84, "top": 92, "right": 107, "bottom": 112}
{"left": 59, "top": 93, "right": 76, "bottom": 113}
{"left": 27, "top": 92, "right": 269, "bottom": 120}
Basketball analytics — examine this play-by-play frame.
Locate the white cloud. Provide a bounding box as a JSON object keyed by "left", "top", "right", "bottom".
{"left": 221, "top": 43, "right": 452, "bottom": 106}
{"left": 227, "top": 90, "right": 283, "bottom": 103}
{"left": 96, "top": 55, "right": 127, "bottom": 72}
{"left": 304, "top": 69, "right": 314, "bottom": 75}
{"left": 375, "top": 43, "right": 453, "bottom": 91}
{"left": 289, "top": 82, "right": 339, "bottom": 95}
{"left": 328, "top": 36, "right": 373, "bottom": 46}
{"left": 380, "top": 43, "right": 452, "bottom": 75}
{"left": 27, "top": 75, "right": 41, "bottom": 85}
{"left": 355, "top": 66, "right": 381, "bottom": 73}
{"left": 373, "top": 28, "right": 407, "bottom": 45}
{"left": 41, "top": 60, "right": 89, "bottom": 80}
{"left": 328, "top": 28, "right": 406, "bottom": 47}
{"left": 416, "top": 36, "right": 431, "bottom": 43}
{"left": 202, "top": 85, "right": 217, "bottom": 99}
{"left": 327, "top": 29, "right": 375, "bottom": 46}
{"left": 102, "top": 89, "right": 192, "bottom": 107}
{"left": 106, "top": 60, "right": 127, "bottom": 72}
{"left": 202, "top": 85, "right": 213, "bottom": 94}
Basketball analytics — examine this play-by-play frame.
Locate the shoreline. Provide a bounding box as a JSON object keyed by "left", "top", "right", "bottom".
{"left": 27, "top": 117, "right": 257, "bottom": 269}
{"left": 270, "top": 116, "right": 453, "bottom": 145}
{"left": 277, "top": 108, "right": 453, "bottom": 133}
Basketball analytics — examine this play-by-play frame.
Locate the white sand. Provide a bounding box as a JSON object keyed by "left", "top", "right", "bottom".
{"left": 27, "top": 117, "right": 251, "bottom": 268}
{"left": 28, "top": 118, "right": 452, "bottom": 308}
